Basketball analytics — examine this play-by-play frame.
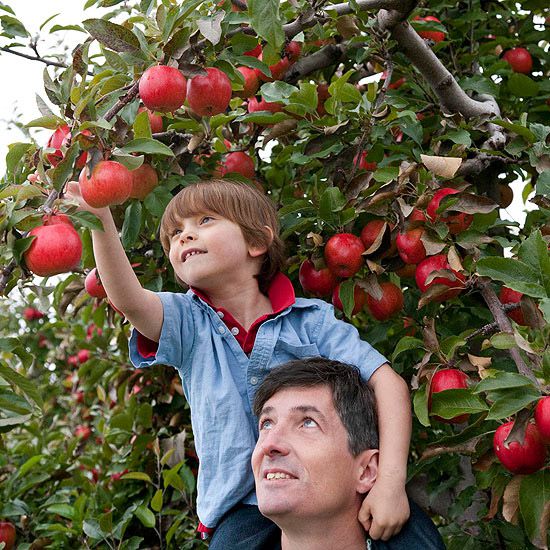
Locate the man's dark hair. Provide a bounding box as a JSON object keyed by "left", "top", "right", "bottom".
{"left": 253, "top": 357, "right": 379, "bottom": 456}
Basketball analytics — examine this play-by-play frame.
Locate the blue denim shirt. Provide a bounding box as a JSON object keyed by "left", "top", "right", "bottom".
{"left": 129, "top": 290, "right": 387, "bottom": 528}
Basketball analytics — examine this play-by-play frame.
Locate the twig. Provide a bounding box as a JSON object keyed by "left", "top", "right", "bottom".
{"left": 104, "top": 81, "right": 140, "bottom": 122}
{"left": 465, "top": 303, "right": 521, "bottom": 341}
{"left": 477, "top": 278, "right": 539, "bottom": 386}
{"left": 0, "top": 46, "right": 68, "bottom": 69}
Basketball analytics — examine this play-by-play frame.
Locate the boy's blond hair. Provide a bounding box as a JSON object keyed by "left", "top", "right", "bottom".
{"left": 160, "top": 179, "right": 286, "bottom": 293}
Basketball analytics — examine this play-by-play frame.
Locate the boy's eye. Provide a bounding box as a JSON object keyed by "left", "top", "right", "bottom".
{"left": 200, "top": 216, "right": 213, "bottom": 224}
{"left": 172, "top": 228, "right": 182, "bottom": 237}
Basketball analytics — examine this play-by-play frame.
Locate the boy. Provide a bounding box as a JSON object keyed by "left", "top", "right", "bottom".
{"left": 66, "top": 178, "right": 411, "bottom": 548}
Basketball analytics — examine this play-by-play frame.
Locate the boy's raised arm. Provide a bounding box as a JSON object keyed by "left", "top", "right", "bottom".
{"left": 65, "top": 181, "right": 163, "bottom": 342}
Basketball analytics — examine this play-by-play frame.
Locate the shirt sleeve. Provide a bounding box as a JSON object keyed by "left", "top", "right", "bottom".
{"left": 315, "top": 303, "right": 388, "bottom": 382}
{"left": 128, "top": 291, "right": 195, "bottom": 370}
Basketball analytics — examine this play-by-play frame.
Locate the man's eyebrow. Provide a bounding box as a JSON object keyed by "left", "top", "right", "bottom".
{"left": 259, "top": 404, "right": 327, "bottom": 423}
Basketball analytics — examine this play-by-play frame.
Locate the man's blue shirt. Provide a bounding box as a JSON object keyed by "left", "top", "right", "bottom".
{"left": 129, "top": 288, "right": 387, "bottom": 528}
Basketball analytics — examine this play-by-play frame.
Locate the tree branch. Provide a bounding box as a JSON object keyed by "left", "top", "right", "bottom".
{"left": 477, "top": 278, "right": 539, "bottom": 386}
{"left": 0, "top": 46, "right": 68, "bottom": 70}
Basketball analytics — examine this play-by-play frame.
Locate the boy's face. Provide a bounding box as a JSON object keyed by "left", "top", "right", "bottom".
{"left": 168, "top": 212, "right": 265, "bottom": 290}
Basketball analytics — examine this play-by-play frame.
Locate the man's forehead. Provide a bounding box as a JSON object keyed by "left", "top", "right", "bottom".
{"left": 261, "top": 386, "right": 335, "bottom": 416}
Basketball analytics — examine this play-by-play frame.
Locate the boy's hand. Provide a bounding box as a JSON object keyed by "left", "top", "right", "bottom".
{"left": 64, "top": 181, "right": 110, "bottom": 220}
{"left": 358, "top": 478, "right": 410, "bottom": 541}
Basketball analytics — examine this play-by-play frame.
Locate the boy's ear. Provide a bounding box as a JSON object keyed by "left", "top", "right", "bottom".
{"left": 248, "top": 225, "right": 274, "bottom": 258}
{"left": 355, "top": 449, "right": 379, "bottom": 495}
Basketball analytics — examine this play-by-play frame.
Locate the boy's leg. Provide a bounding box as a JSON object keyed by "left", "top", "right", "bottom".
{"left": 370, "top": 499, "right": 446, "bottom": 550}
{"left": 208, "top": 504, "right": 281, "bottom": 550}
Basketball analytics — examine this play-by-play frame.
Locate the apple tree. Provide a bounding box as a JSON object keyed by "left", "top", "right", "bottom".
{"left": 0, "top": 0, "right": 549, "bottom": 548}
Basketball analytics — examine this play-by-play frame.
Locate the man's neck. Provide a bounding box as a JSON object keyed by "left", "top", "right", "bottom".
{"left": 202, "top": 278, "right": 272, "bottom": 330}
{"left": 279, "top": 515, "right": 367, "bottom": 550}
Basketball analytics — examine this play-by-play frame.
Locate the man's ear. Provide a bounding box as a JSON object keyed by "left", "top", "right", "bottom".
{"left": 355, "top": 449, "right": 379, "bottom": 495}
{"left": 249, "top": 225, "right": 274, "bottom": 258}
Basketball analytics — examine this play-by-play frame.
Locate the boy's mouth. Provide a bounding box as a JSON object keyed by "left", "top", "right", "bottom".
{"left": 182, "top": 249, "right": 207, "bottom": 262}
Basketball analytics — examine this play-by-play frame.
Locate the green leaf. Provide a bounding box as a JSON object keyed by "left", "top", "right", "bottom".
{"left": 144, "top": 186, "right": 173, "bottom": 218}
{"left": 473, "top": 371, "right": 533, "bottom": 393}
{"left": 121, "top": 201, "right": 142, "bottom": 248}
{"left": 133, "top": 110, "right": 152, "bottom": 139}
{"left": 318, "top": 187, "right": 346, "bottom": 219}
{"left": 391, "top": 337, "right": 424, "bottom": 362}
{"left": 441, "top": 129, "right": 472, "bottom": 147}
{"left": 122, "top": 472, "right": 152, "bottom": 483}
{"left": 372, "top": 166, "right": 399, "bottom": 183}
{"left": 0, "top": 413, "right": 33, "bottom": 430}
{"left": 520, "top": 471, "right": 550, "bottom": 548}
{"left": 507, "top": 73, "right": 540, "bottom": 98}
{"left": 260, "top": 81, "right": 299, "bottom": 103}
{"left": 118, "top": 138, "right": 174, "bottom": 157}
{"left": 51, "top": 144, "right": 80, "bottom": 191}
{"left": 339, "top": 279, "right": 356, "bottom": 319}
{"left": 491, "top": 119, "right": 536, "bottom": 143}
{"left": 82, "top": 18, "right": 140, "bottom": 52}
{"left": 413, "top": 383, "right": 430, "bottom": 427}
{"left": 430, "top": 389, "right": 488, "bottom": 419}
{"left": 134, "top": 505, "right": 155, "bottom": 528}
{"left": 0, "top": 14, "right": 28, "bottom": 37}
{"left": 5, "top": 143, "right": 32, "bottom": 174}
{"left": 234, "top": 111, "right": 289, "bottom": 125}
{"left": 150, "top": 489, "right": 163, "bottom": 512}
{"left": 490, "top": 332, "right": 516, "bottom": 350}
{"left": 16, "top": 454, "right": 45, "bottom": 477}
{"left": 83, "top": 519, "right": 107, "bottom": 540}
{"left": 46, "top": 504, "right": 75, "bottom": 520}
{"left": 518, "top": 231, "right": 550, "bottom": 295}
{"left": 248, "top": 0, "right": 284, "bottom": 49}
{"left": 536, "top": 170, "right": 550, "bottom": 197}
{"left": 476, "top": 257, "right": 546, "bottom": 298}
{"left": 70, "top": 211, "right": 104, "bottom": 232}
{"left": 0, "top": 363, "right": 43, "bottom": 409}
{"left": 25, "top": 115, "right": 65, "bottom": 129}
{"left": 486, "top": 386, "right": 541, "bottom": 420}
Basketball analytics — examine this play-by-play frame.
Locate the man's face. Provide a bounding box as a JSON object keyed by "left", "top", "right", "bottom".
{"left": 252, "top": 385, "right": 374, "bottom": 523}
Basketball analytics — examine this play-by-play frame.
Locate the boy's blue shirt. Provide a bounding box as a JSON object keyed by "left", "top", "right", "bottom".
{"left": 129, "top": 274, "right": 387, "bottom": 529}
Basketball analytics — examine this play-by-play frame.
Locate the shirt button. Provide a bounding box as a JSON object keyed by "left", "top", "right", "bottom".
{"left": 231, "top": 327, "right": 239, "bottom": 336}
{"left": 218, "top": 326, "right": 225, "bottom": 334}
{"left": 217, "top": 311, "right": 224, "bottom": 318}
{"left": 250, "top": 376, "right": 258, "bottom": 385}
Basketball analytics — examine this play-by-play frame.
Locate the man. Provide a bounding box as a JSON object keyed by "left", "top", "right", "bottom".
{"left": 250, "top": 357, "right": 446, "bottom": 550}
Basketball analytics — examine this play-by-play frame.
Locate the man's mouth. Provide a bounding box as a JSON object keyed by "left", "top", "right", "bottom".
{"left": 264, "top": 470, "right": 297, "bottom": 480}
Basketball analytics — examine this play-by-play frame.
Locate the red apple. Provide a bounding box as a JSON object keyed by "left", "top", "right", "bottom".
{"left": 24, "top": 216, "right": 82, "bottom": 277}
{"left": 75, "top": 424, "right": 92, "bottom": 440}
{"left": 415, "top": 254, "right": 466, "bottom": 301}
{"left": 139, "top": 65, "right": 187, "bottom": 112}
{"left": 414, "top": 15, "right": 445, "bottom": 43}
{"left": 360, "top": 220, "right": 386, "bottom": 250}
{"left": 0, "top": 521, "right": 16, "bottom": 550}
{"left": 493, "top": 421, "right": 546, "bottom": 474}
{"left": 502, "top": 47, "right": 533, "bottom": 74}
{"left": 85, "top": 268, "right": 107, "bottom": 299}
{"left": 219, "top": 151, "right": 255, "bottom": 178}
{"left": 111, "top": 468, "right": 129, "bottom": 482}
{"left": 396, "top": 227, "right": 427, "bottom": 265}
{"left": 129, "top": 163, "right": 159, "bottom": 200}
{"left": 324, "top": 233, "right": 365, "bottom": 278}
{"left": 427, "top": 188, "right": 473, "bottom": 235}
{"left": 86, "top": 323, "right": 103, "bottom": 340}
{"left": 73, "top": 390, "right": 85, "bottom": 404}
{"left": 429, "top": 369, "right": 470, "bottom": 423}
{"left": 316, "top": 83, "right": 330, "bottom": 116}
{"left": 299, "top": 259, "right": 339, "bottom": 297}
{"left": 247, "top": 97, "right": 283, "bottom": 114}
{"left": 46, "top": 125, "right": 89, "bottom": 168}
{"left": 332, "top": 283, "right": 367, "bottom": 316}
{"left": 534, "top": 397, "right": 550, "bottom": 444}
{"left": 353, "top": 150, "right": 377, "bottom": 172}
{"left": 187, "top": 67, "right": 232, "bottom": 117}
{"left": 244, "top": 44, "right": 262, "bottom": 58}
{"left": 366, "top": 282, "right": 404, "bottom": 321}
{"left": 236, "top": 66, "right": 260, "bottom": 98}
{"left": 285, "top": 41, "right": 302, "bottom": 62}
{"left": 256, "top": 54, "right": 291, "bottom": 82}
{"left": 137, "top": 107, "right": 163, "bottom": 133}
{"left": 23, "top": 307, "right": 44, "bottom": 321}
{"left": 499, "top": 287, "right": 527, "bottom": 325}
{"left": 67, "top": 356, "right": 79, "bottom": 368}
{"left": 77, "top": 349, "right": 91, "bottom": 364}
{"left": 79, "top": 160, "right": 133, "bottom": 208}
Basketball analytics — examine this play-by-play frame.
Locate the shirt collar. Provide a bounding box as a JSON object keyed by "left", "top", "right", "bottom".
{"left": 190, "top": 272, "right": 295, "bottom": 315}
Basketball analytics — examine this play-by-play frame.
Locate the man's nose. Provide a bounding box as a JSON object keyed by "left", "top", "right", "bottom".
{"left": 259, "top": 428, "right": 290, "bottom": 457}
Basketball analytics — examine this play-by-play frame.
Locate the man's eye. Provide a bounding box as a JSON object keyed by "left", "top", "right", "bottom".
{"left": 259, "top": 419, "right": 273, "bottom": 430}
{"left": 303, "top": 418, "right": 317, "bottom": 428}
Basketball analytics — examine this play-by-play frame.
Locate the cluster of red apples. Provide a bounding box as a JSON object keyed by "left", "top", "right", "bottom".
{"left": 428, "top": 369, "right": 549, "bottom": 475}
{"left": 299, "top": 186, "right": 473, "bottom": 320}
